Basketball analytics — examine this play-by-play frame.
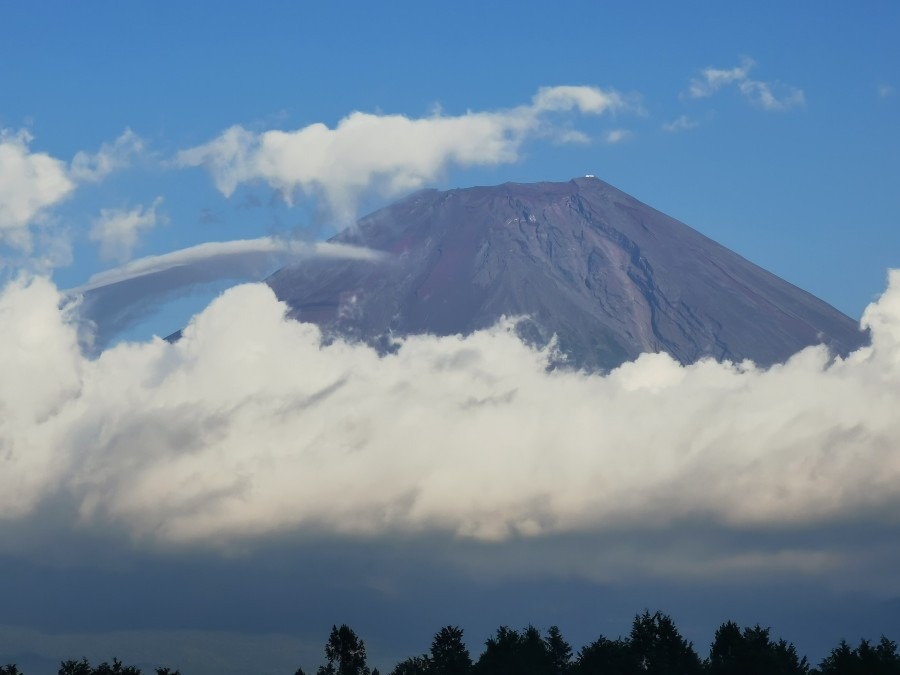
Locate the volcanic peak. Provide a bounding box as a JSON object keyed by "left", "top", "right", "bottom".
{"left": 267, "top": 177, "right": 866, "bottom": 370}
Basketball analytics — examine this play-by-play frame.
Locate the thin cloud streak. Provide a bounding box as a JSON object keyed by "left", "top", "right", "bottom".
{"left": 67, "top": 236, "right": 384, "bottom": 347}
{"left": 662, "top": 115, "right": 699, "bottom": 133}
{"left": 72, "top": 236, "right": 382, "bottom": 294}
{"left": 604, "top": 129, "right": 633, "bottom": 144}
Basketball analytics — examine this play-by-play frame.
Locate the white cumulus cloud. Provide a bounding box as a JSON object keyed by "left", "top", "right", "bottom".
{"left": 1, "top": 270, "right": 900, "bottom": 590}
{"left": 0, "top": 128, "right": 147, "bottom": 255}
{"left": 177, "top": 86, "right": 635, "bottom": 224}
{"left": 0, "top": 130, "right": 75, "bottom": 250}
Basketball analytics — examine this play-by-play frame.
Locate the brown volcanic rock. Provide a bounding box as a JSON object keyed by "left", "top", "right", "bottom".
{"left": 267, "top": 177, "right": 867, "bottom": 370}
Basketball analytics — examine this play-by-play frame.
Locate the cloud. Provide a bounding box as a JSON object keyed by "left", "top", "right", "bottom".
{"left": 2, "top": 269, "right": 900, "bottom": 592}
{"left": 68, "top": 236, "right": 384, "bottom": 347}
{"left": 176, "top": 86, "right": 634, "bottom": 224}
{"left": 604, "top": 129, "right": 633, "bottom": 144}
{"left": 0, "top": 129, "right": 75, "bottom": 250}
{"left": 878, "top": 84, "right": 894, "bottom": 98}
{"left": 738, "top": 80, "right": 806, "bottom": 112}
{"left": 73, "top": 237, "right": 383, "bottom": 294}
{"left": 662, "top": 115, "right": 699, "bottom": 133}
{"left": 687, "top": 59, "right": 755, "bottom": 99}
{"left": 686, "top": 58, "right": 805, "bottom": 111}
{"left": 531, "top": 85, "right": 626, "bottom": 114}
{"left": 69, "top": 128, "right": 144, "bottom": 183}
{"left": 0, "top": 128, "right": 146, "bottom": 255}
{"left": 555, "top": 129, "right": 591, "bottom": 144}
{"left": 90, "top": 197, "right": 165, "bottom": 262}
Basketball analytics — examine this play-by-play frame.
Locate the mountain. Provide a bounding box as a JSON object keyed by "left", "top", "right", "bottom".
{"left": 267, "top": 177, "right": 866, "bottom": 370}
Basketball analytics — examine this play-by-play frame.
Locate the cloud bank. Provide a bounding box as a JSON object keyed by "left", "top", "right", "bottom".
{"left": 177, "top": 86, "right": 633, "bottom": 223}
{"left": 687, "top": 58, "right": 805, "bottom": 111}
{"left": 2, "top": 270, "right": 900, "bottom": 588}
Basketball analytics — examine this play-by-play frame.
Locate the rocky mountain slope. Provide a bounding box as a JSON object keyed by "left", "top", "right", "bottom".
{"left": 267, "top": 177, "right": 866, "bottom": 370}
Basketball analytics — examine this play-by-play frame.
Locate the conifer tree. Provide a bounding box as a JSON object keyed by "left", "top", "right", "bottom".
{"left": 318, "top": 624, "right": 371, "bottom": 675}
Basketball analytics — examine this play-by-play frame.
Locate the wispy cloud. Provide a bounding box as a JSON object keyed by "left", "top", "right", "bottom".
{"left": 878, "top": 84, "right": 894, "bottom": 98}
{"left": 69, "top": 129, "right": 144, "bottom": 183}
{"left": 604, "top": 129, "right": 633, "bottom": 144}
{"left": 74, "top": 237, "right": 383, "bottom": 294}
{"left": 531, "top": 85, "right": 627, "bottom": 113}
{"left": 90, "top": 197, "right": 165, "bottom": 263}
{"left": 686, "top": 58, "right": 805, "bottom": 112}
{"left": 738, "top": 79, "right": 805, "bottom": 112}
{"left": 177, "top": 86, "right": 637, "bottom": 225}
{"left": 687, "top": 59, "right": 754, "bottom": 99}
{"left": 662, "top": 115, "right": 699, "bottom": 133}
{"left": 69, "top": 236, "right": 384, "bottom": 347}
{"left": 555, "top": 129, "right": 591, "bottom": 144}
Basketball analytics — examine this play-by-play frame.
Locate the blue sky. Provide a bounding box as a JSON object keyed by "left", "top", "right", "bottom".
{"left": 2, "top": 2, "right": 898, "bottom": 327}
{"left": 2, "top": 3, "right": 900, "bottom": 674}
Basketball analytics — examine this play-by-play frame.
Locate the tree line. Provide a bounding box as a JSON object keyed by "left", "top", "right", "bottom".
{"left": 2, "top": 610, "right": 899, "bottom": 675}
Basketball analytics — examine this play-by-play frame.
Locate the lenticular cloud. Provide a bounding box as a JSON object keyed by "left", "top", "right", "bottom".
{"left": 1, "top": 272, "right": 899, "bottom": 565}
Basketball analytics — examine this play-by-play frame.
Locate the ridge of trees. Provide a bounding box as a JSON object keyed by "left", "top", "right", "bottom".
{"left": 2, "top": 611, "right": 899, "bottom": 675}
{"left": 0, "top": 660, "right": 179, "bottom": 675}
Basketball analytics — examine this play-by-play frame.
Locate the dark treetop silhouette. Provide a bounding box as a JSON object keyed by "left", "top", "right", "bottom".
{"left": 3, "top": 611, "right": 899, "bottom": 675}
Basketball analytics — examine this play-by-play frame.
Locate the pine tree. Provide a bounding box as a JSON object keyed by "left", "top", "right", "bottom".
{"left": 58, "top": 659, "right": 93, "bottom": 675}
{"left": 429, "top": 626, "right": 472, "bottom": 675}
{"left": 318, "top": 624, "right": 371, "bottom": 675}
{"left": 629, "top": 610, "right": 703, "bottom": 675}
{"left": 388, "top": 656, "right": 428, "bottom": 675}
{"left": 544, "top": 626, "right": 572, "bottom": 675}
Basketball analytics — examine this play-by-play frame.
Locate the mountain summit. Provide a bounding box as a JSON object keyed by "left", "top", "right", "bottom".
{"left": 268, "top": 177, "right": 866, "bottom": 370}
